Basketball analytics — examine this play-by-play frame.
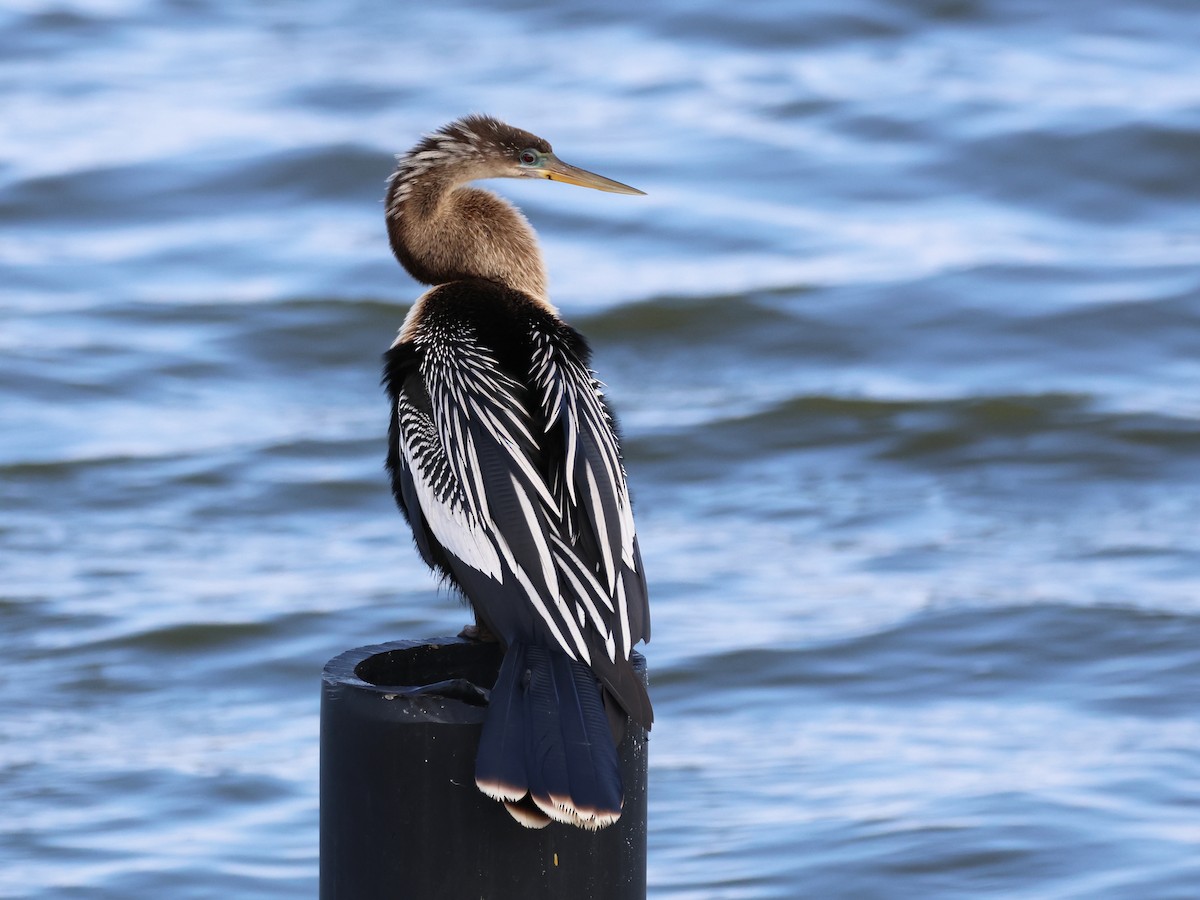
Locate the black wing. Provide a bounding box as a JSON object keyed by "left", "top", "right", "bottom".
{"left": 385, "top": 291, "right": 650, "bottom": 726}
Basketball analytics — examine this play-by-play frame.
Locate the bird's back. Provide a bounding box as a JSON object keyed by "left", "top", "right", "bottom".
{"left": 384, "top": 278, "right": 651, "bottom": 727}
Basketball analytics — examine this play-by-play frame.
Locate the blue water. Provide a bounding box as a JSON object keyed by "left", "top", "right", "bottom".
{"left": 4, "top": 0, "right": 1200, "bottom": 896}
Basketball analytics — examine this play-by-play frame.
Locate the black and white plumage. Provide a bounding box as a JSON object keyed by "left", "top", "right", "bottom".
{"left": 382, "top": 115, "right": 651, "bottom": 829}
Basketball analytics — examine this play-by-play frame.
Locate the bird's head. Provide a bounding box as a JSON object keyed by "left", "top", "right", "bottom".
{"left": 419, "top": 114, "right": 645, "bottom": 196}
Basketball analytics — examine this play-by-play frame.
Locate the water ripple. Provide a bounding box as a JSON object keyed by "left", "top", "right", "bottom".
{"left": 5, "top": 0, "right": 1200, "bottom": 896}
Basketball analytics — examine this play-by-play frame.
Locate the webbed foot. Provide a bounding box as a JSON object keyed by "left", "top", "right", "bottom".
{"left": 458, "top": 622, "right": 498, "bottom": 642}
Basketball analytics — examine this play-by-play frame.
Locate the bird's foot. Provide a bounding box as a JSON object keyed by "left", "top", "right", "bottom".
{"left": 459, "top": 623, "right": 498, "bottom": 642}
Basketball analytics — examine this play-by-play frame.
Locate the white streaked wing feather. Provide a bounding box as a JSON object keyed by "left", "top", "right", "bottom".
{"left": 395, "top": 394, "right": 504, "bottom": 581}
{"left": 530, "top": 329, "right": 639, "bottom": 655}
{"left": 402, "top": 318, "right": 642, "bottom": 669}
{"left": 414, "top": 324, "right": 597, "bottom": 662}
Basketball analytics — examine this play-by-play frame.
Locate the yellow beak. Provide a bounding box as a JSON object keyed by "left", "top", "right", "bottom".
{"left": 541, "top": 154, "right": 645, "bottom": 195}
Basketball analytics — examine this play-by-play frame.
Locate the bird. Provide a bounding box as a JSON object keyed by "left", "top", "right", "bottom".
{"left": 381, "top": 114, "right": 652, "bottom": 830}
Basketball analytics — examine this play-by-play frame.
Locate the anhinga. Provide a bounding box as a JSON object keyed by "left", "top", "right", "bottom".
{"left": 382, "top": 115, "right": 652, "bottom": 829}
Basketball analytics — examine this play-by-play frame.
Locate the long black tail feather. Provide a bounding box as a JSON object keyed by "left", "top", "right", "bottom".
{"left": 475, "top": 642, "right": 623, "bottom": 829}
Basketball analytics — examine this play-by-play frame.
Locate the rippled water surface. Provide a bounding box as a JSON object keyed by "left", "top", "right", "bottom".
{"left": 4, "top": 0, "right": 1200, "bottom": 896}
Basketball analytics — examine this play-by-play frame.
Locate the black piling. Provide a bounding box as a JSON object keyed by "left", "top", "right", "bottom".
{"left": 319, "top": 637, "right": 648, "bottom": 899}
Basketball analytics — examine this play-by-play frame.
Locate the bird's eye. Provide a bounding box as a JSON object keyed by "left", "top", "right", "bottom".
{"left": 518, "top": 149, "right": 540, "bottom": 166}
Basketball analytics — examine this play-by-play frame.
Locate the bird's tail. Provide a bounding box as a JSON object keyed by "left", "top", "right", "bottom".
{"left": 475, "top": 641, "right": 623, "bottom": 830}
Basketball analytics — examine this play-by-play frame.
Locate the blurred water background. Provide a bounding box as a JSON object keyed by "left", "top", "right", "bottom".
{"left": 4, "top": 0, "right": 1200, "bottom": 896}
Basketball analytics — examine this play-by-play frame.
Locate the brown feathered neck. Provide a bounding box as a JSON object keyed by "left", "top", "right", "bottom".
{"left": 385, "top": 115, "right": 553, "bottom": 306}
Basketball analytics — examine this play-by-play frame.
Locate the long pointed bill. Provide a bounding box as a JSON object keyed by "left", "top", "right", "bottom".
{"left": 542, "top": 154, "right": 645, "bottom": 195}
